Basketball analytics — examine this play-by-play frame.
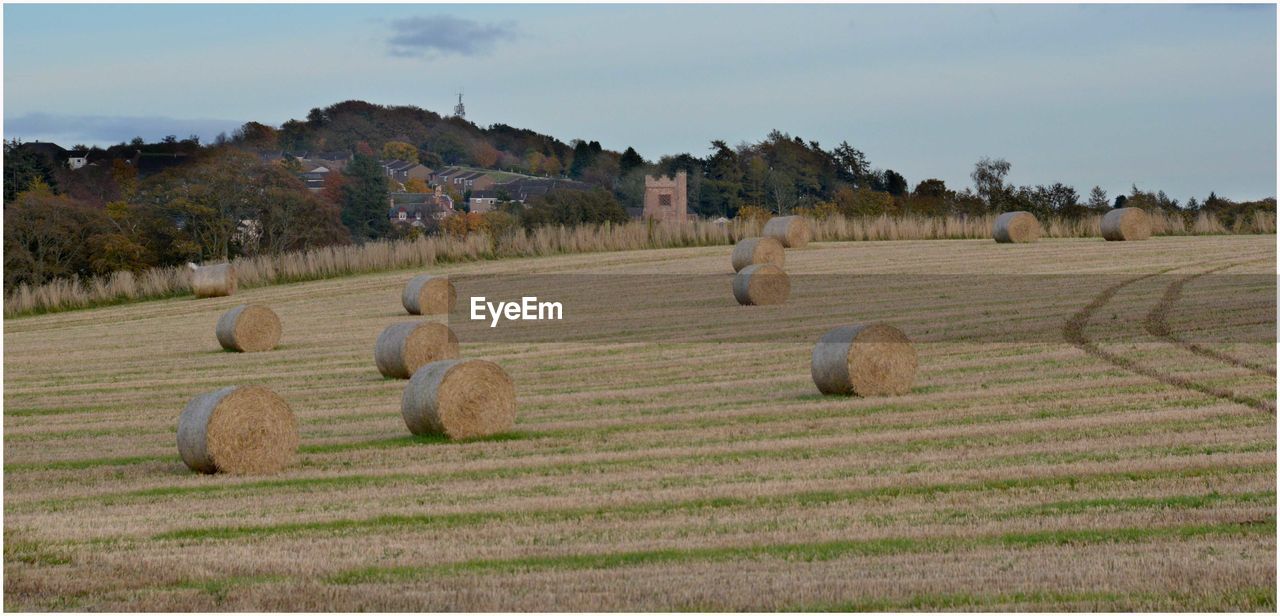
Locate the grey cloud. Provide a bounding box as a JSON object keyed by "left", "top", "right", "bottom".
{"left": 5, "top": 113, "right": 243, "bottom": 147}
{"left": 387, "top": 15, "right": 516, "bottom": 58}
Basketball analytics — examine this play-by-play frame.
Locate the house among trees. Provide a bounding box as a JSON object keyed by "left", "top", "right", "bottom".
{"left": 15, "top": 141, "right": 68, "bottom": 167}
{"left": 66, "top": 150, "right": 89, "bottom": 170}
{"left": 468, "top": 190, "right": 500, "bottom": 213}
{"left": 455, "top": 170, "right": 493, "bottom": 191}
{"left": 291, "top": 150, "right": 352, "bottom": 171}
{"left": 388, "top": 187, "right": 455, "bottom": 226}
{"left": 468, "top": 177, "right": 593, "bottom": 212}
{"left": 431, "top": 167, "right": 499, "bottom": 192}
{"left": 298, "top": 162, "right": 331, "bottom": 191}
{"left": 505, "top": 178, "right": 590, "bottom": 202}
{"left": 380, "top": 159, "right": 432, "bottom": 183}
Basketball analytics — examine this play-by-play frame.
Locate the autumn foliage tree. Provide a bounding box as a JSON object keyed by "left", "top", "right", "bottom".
{"left": 402, "top": 178, "right": 430, "bottom": 193}
{"left": 3, "top": 183, "right": 113, "bottom": 287}
{"left": 381, "top": 140, "right": 418, "bottom": 163}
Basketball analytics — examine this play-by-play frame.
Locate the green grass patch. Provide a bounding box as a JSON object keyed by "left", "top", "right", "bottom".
{"left": 4, "top": 454, "right": 170, "bottom": 473}
{"left": 298, "top": 431, "right": 532, "bottom": 455}
{"left": 996, "top": 491, "right": 1273, "bottom": 519}
{"left": 150, "top": 467, "right": 1273, "bottom": 543}
{"left": 325, "top": 518, "right": 1274, "bottom": 583}
{"left": 4, "top": 538, "right": 71, "bottom": 566}
{"left": 791, "top": 586, "right": 1276, "bottom": 611}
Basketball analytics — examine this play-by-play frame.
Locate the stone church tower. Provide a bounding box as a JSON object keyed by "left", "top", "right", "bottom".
{"left": 642, "top": 171, "right": 688, "bottom": 222}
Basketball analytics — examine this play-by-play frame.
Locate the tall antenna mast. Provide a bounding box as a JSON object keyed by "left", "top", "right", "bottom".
{"left": 453, "top": 91, "right": 466, "bottom": 119}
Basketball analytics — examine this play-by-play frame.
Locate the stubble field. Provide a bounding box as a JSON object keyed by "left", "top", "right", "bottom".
{"left": 4, "top": 235, "right": 1276, "bottom": 611}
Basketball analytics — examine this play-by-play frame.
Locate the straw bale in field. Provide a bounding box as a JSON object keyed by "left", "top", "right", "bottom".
{"left": 733, "top": 263, "right": 790, "bottom": 306}
{"left": 762, "top": 216, "right": 811, "bottom": 248}
{"left": 811, "top": 323, "right": 917, "bottom": 396}
{"left": 177, "top": 385, "right": 298, "bottom": 474}
{"left": 192, "top": 263, "right": 236, "bottom": 298}
{"left": 216, "top": 304, "right": 282, "bottom": 352}
{"left": 402, "top": 359, "right": 516, "bottom": 439}
{"left": 731, "top": 237, "right": 785, "bottom": 272}
{"left": 992, "top": 211, "right": 1042, "bottom": 243}
{"left": 1101, "top": 208, "right": 1152, "bottom": 241}
{"left": 375, "top": 321, "right": 460, "bottom": 379}
{"left": 402, "top": 274, "right": 456, "bottom": 315}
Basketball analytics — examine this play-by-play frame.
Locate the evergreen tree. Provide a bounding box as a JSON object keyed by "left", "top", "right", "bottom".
{"left": 619, "top": 147, "right": 646, "bottom": 176}
{"left": 341, "top": 153, "right": 390, "bottom": 242}
{"left": 3, "top": 140, "right": 59, "bottom": 201}
{"left": 1087, "top": 186, "right": 1109, "bottom": 210}
{"left": 569, "top": 141, "right": 594, "bottom": 178}
{"left": 882, "top": 169, "right": 908, "bottom": 196}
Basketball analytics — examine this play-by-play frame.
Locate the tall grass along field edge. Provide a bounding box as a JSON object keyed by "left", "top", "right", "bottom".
{"left": 6, "top": 210, "right": 1273, "bottom": 318}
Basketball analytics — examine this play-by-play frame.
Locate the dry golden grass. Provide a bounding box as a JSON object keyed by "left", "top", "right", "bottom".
{"left": 6, "top": 210, "right": 1272, "bottom": 318}
{"left": 3, "top": 235, "right": 1275, "bottom": 611}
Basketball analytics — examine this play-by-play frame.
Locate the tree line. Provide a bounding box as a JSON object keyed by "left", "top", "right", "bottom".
{"left": 4, "top": 99, "right": 1274, "bottom": 290}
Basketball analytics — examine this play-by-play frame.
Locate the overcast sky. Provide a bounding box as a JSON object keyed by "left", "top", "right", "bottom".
{"left": 4, "top": 4, "right": 1275, "bottom": 201}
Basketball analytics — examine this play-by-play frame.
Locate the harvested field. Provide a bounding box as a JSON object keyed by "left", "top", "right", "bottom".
{"left": 4, "top": 236, "right": 1276, "bottom": 611}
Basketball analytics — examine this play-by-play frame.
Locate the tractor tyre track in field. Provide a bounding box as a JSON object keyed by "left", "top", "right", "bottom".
{"left": 1063, "top": 260, "right": 1275, "bottom": 415}
{"left": 1143, "top": 259, "right": 1276, "bottom": 378}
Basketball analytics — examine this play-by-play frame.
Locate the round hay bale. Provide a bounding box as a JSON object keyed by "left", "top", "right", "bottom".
{"left": 762, "top": 215, "right": 811, "bottom": 248}
{"left": 374, "top": 321, "right": 461, "bottom": 379}
{"left": 402, "top": 274, "right": 456, "bottom": 315}
{"left": 401, "top": 359, "right": 516, "bottom": 439}
{"left": 732, "top": 263, "right": 790, "bottom": 306}
{"left": 730, "top": 237, "right": 785, "bottom": 272}
{"left": 177, "top": 385, "right": 298, "bottom": 474}
{"left": 811, "top": 323, "right": 918, "bottom": 396}
{"left": 215, "top": 304, "right": 282, "bottom": 352}
{"left": 1101, "top": 207, "right": 1151, "bottom": 241}
{"left": 192, "top": 263, "right": 236, "bottom": 298}
{"left": 992, "top": 211, "right": 1042, "bottom": 243}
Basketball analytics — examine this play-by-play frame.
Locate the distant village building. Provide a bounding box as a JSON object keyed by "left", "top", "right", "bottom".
{"left": 468, "top": 190, "right": 499, "bottom": 213}
{"left": 497, "top": 178, "right": 591, "bottom": 203}
{"left": 298, "top": 162, "right": 331, "bottom": 191}
{"left": 467, "top": 177, "right": 593, "bottom": 212}
{"left": 292, "top": 151, "right": 352, "bottom": 171}
{"left": 642, "top": 170, "right": 688, "bottom": 222}
{"left": 388, "top": 186, "right": 455, "bottom": 225}
{"left": 381, "top": 159, "right": 432, "bottom": 183}
{"left": 66, "top": 151, "right": 89, "bottom": 170}
{"left": 432, "top": 167, "right": 498, "bottom": 192}
{"left": 16, "top": 141, "right": 67, "bottom": 162}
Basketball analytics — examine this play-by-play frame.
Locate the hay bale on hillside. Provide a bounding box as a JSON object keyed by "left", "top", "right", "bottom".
{"left": 375, "top": 321, "right": 460, "bottom": 379}
{"left": 762, "top": 216, "right": 811, "bottom": 248}
{"left": 192, "top": 263, "right": 236, "bottom": 298}
{"left": 811, "top": 323, "right": 917, "bottom": 396}
{"left": 731, "top": 237, "right": 785, "bottom": 272}
{"left": 215, "top": 304, "right": 282, "bottom": 352}
{"left": 177, "top": 385, "right": 298, "bottom": 474}
{"left": 1101, "top": 207, "right": 1151, "bottom": 241}
{"left": 992, "top": 211, "right": 1042, "bottom": 243}
{"left": 402, "top": 274, "right": 456, "bottom": 315}
{"left": 401, "top": 359, "right": 515, "bottom": 439}
{"left": 732, "top": 263, "right": 790, "bottom": 306}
